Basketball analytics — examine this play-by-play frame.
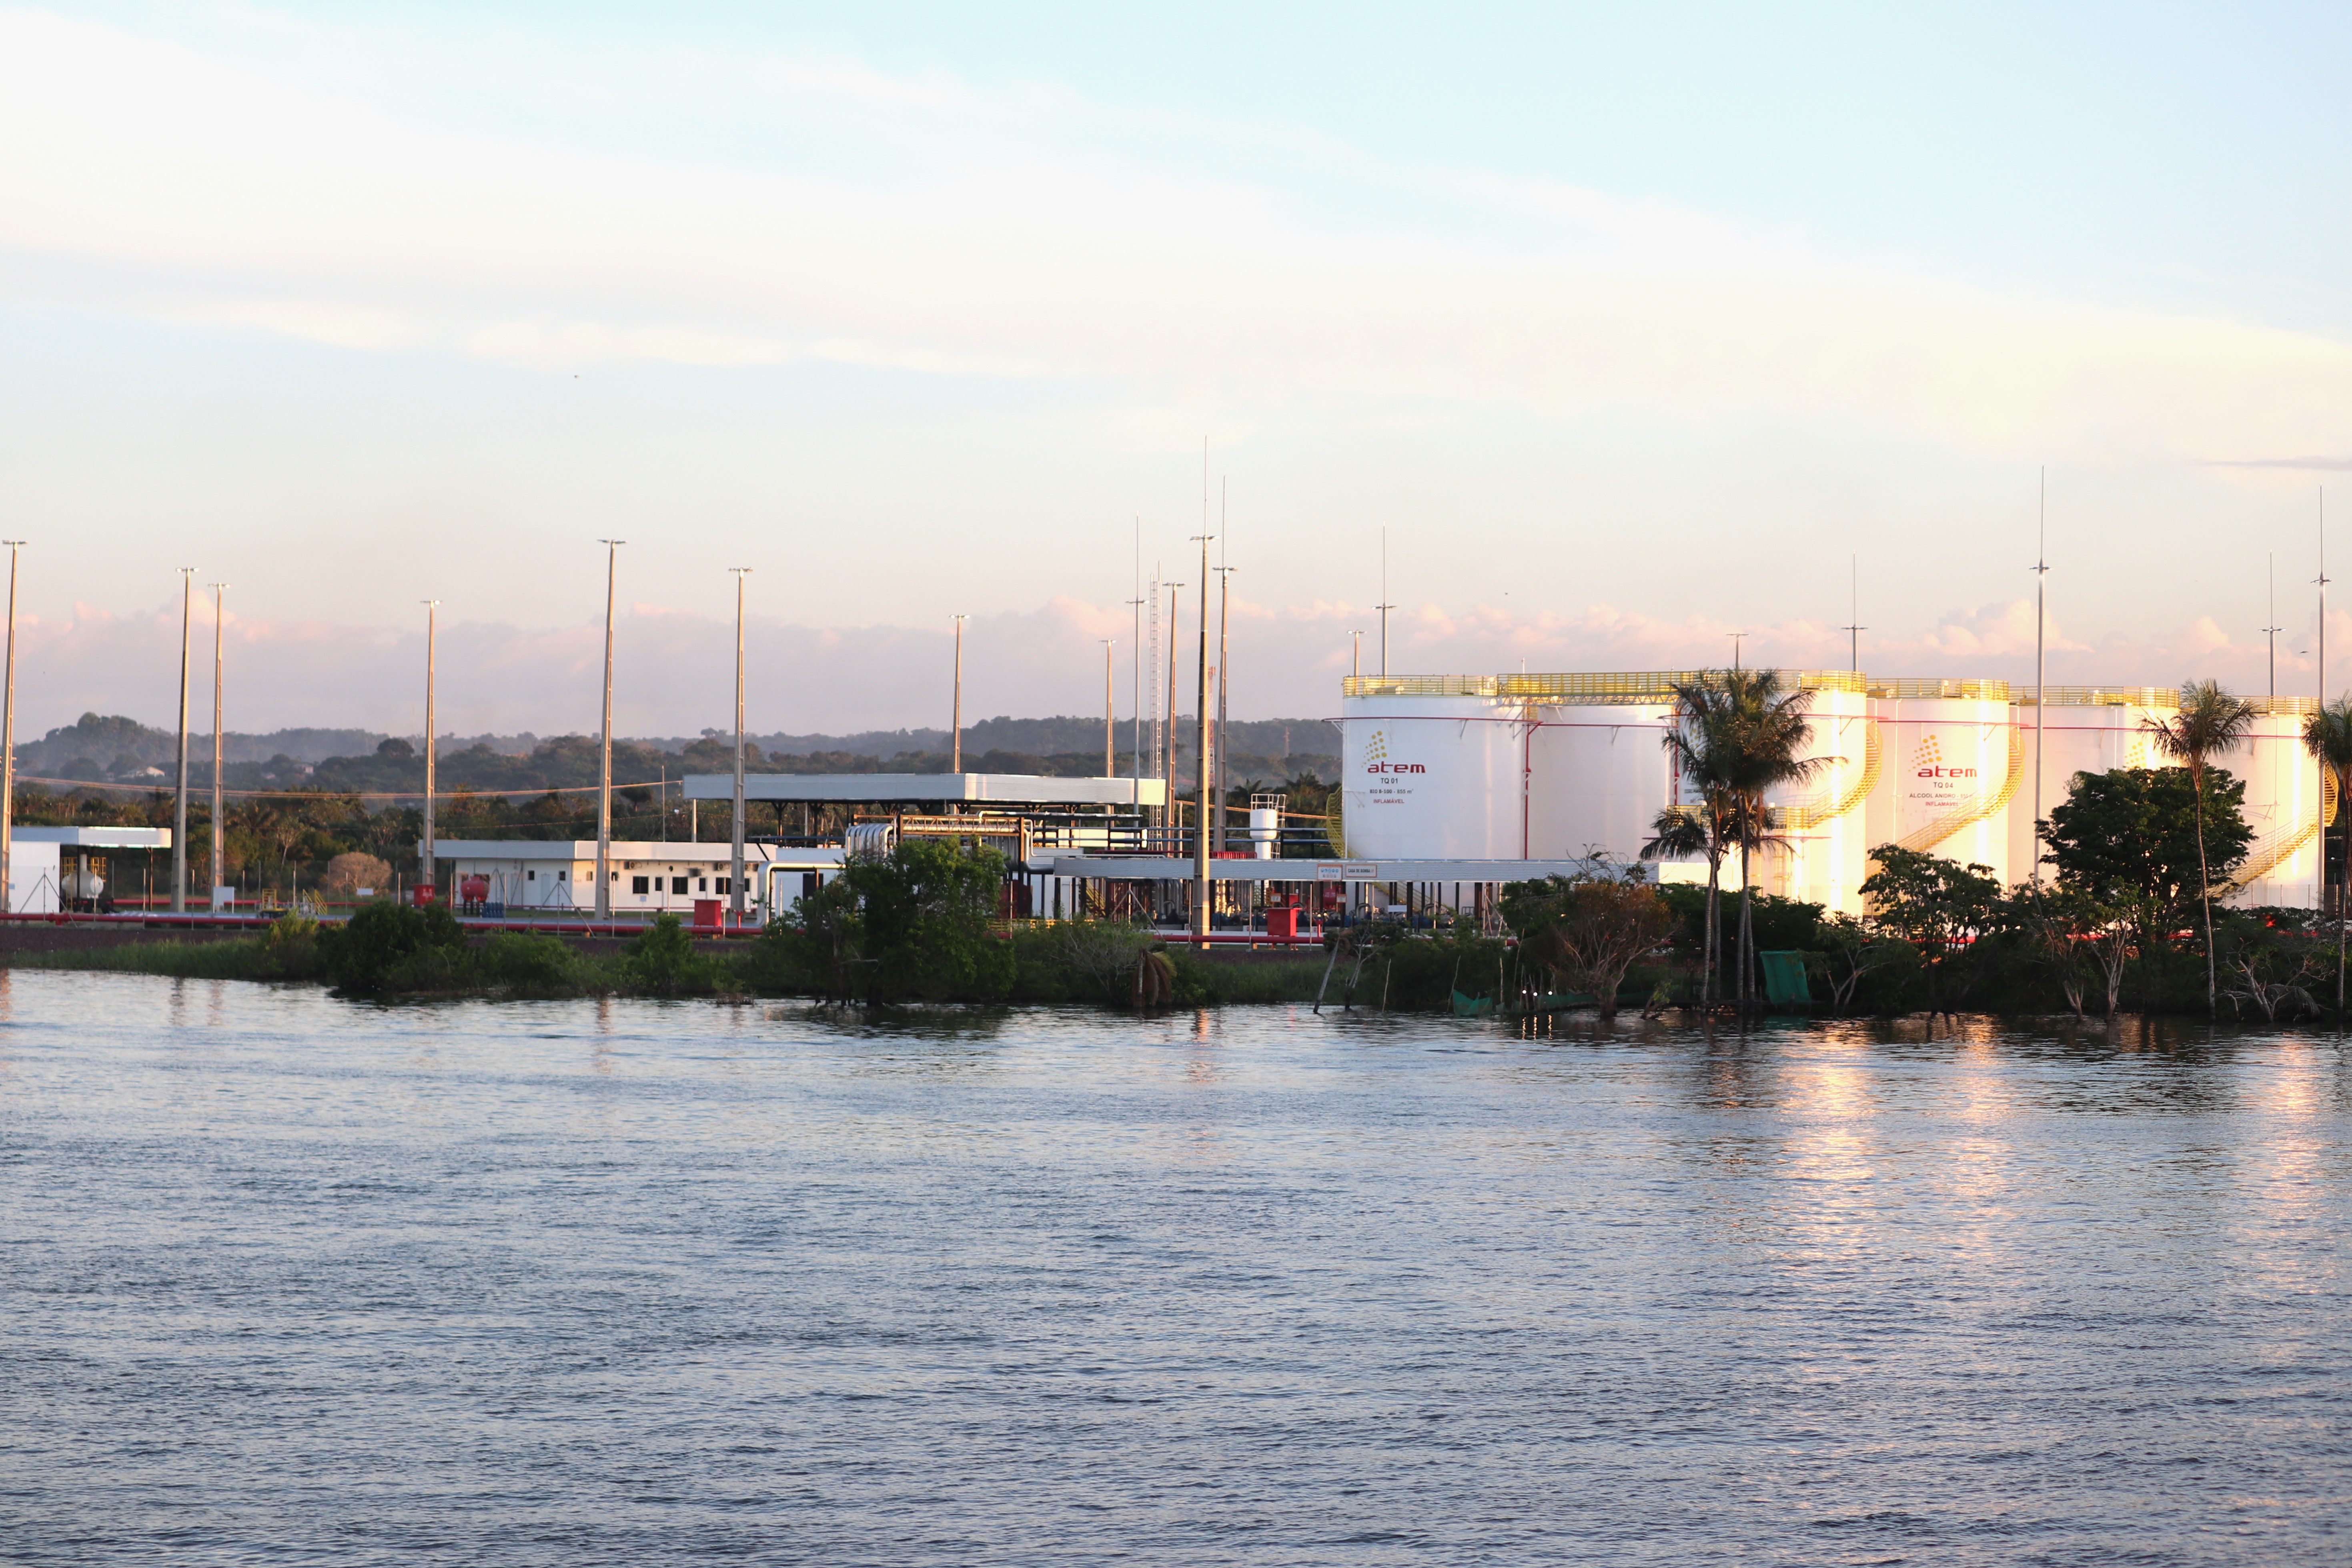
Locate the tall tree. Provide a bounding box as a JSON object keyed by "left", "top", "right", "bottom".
{"left": 2301, "top": 695, "right": 2352, "bottom": 1012}
{"left": 2142, "top": 681, "right": 2260, "bottom": 1017}
{"left": 1641, "top": 801, "right": 1721, "bottom": 1005}
{"left": 1655, "top": 671, "right": 1828, "bottom": 1013}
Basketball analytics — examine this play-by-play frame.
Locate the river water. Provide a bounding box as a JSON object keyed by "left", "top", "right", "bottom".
{"left": 2, "top": 972, "right": 2347, "bottom": 1565}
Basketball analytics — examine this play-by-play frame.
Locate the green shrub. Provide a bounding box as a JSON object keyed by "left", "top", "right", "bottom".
{"left": 319, "top": 901, "right": 466, "bottom": 993}
{"left": 478, "top": 931, "right": 584, "bottom": 993}
{"left": 623, "top": 913, "right": 731, "bottom": 996}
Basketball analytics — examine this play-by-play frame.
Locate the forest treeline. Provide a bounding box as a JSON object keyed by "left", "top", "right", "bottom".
{"left": 19, "top": 711, "right": 1340, "bottom": 792}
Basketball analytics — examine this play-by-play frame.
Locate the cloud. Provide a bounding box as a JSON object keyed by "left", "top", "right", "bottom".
{"left": 2, "top": 8, "right": 2350, "bottom": 464}
{"left": 2199, "top": 456, "right": 2352, "bottom": 471}
{"left": 11, "top": 588, "right": 2334, "bottom": 741}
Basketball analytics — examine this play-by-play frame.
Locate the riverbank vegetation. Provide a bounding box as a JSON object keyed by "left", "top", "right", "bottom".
{"left": 19, "top": 706, "right": 2350, "bottom": 1021}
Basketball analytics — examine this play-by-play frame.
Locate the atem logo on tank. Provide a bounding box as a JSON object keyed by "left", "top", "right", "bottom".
{"left": 1910, "top": 735, "right": 1976, "bottom": 780}
{"left": 1362, "top": 731, "right": 1425, "bottom": 775}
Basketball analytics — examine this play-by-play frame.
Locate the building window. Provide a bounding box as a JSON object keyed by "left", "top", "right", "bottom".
{"left": 696, "top": 877, "right": 708, "bottom": 892}
{"left": 526, "top": 869, "right": 536, "bottom": 881}
{"left": 671, "top": 876, "right": 689, "bottom": 895}
{"left": 715, "top": 878, "right": 730, "bottom": 895}
{"left": 631, "top": 876, "right": 650, "bottom": 895}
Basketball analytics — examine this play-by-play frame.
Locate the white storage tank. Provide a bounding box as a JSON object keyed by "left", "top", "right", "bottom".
{"left": 1521, "top": 680, "right": 1677, "bottom": 865}
{"left": 2003, "top": 688, "right": 2173, "bottom": 881}
{"left": 2224, "top": 698, "right": 2325, "bottom": 908}
{"left": 1759, "top": 676, "right": 1874, "bottom": 914}
{"left": 1338, "top": 683, "right": 1518, "bottom": 859}
{"left": 1865, "top": 679, "right": 2018, "bottom": 885}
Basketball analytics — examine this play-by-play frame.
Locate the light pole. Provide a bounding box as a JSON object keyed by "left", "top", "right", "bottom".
{"left": 172, "top": 567, "right": 195, "bottom": 915}
{"left": 1126, "top": 593, "right": 1146, "bottom": 781}
{"left": 730, "top": 567, "right": 752, "bottom": 925}
{"left": 1192, "top": 530, "right": 1214, "bottom": 941}
{"left": 950, "top": 614, "right": 967, "bottom": 774}
{"left": 1101, "top": 639, "right": 1115, "bottom": 777}
{"left": 209, "top": 583, "right": 228, "bottom": 911}
{"left": 1351, "top": 630, "right": 1363, "bottom": 682}
{"left": 2264, "top": 554, "right": 2282, "bottom": 699}
{"left": 1378, "top": 525, "right": 1394, "bottom": 677}
{"left": 595, "top": 540, "right": 623, "bottom": 923}
{"left": 1839, "top": 554, "right": 1865, "bottom": 673}
{"left": 2031, "top": 471, "right": 2049, "bottom": 887}
{"left": 0, "top": 541, "right": 22, "bottom": 914}
{"left": 421, "top": 600, "right": 439, "bottom": 899}
{"left": 1215, "top": 562, "right": 1234, "bottom": 854}
{"left": 1163, "top": 581, "right": 1183, "bottom": 843}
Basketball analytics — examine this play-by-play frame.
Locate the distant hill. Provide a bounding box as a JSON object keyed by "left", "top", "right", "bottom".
{"left": 15, "top": 713, "right": 1342, "bottom": 799}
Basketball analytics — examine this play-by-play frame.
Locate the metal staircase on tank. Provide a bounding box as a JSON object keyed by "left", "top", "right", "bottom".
{"left": 2224, "top": 768, "right": 2335, "bottom": 897}
{"left": 1892, "top": 721, "right": 2027, "bottom": 856}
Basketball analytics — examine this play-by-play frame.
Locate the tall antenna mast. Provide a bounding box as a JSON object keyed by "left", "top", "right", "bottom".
{"left": 1838, "top": 554, "right": 1867, "bottom": 672}
{"left": 1130, "top": 516, "right": 1144, "bottom": 785}
{"left": 2032, "top": 469, "right": 2048, "bottom": 886}
{"left": 2264, "top": 552, "right": 2282, "bottom": 699}
{"left": 2320, "top": 487, "right": 2333, "bottom": 937}
{"left": 1376, "top": 526, "right": 1396, "bottom": 677}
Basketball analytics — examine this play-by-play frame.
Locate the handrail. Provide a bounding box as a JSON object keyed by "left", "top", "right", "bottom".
{"left": 1771, "top": 719, "right": 1881, "bottom": 830}
{"left": 2223, "top": 767, "right": 2337, "bottom": 894}
{"left": 1867, "top": 678, "right": 2013, "bottom": 701}
{"left": 1341, "top": 669, "right": 1869, "bottom": 703}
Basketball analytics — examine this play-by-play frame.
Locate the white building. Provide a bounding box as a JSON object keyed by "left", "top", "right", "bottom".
{"left": 431, "top": 839, "right": 779, "bottom": 920}
{"left": 5, "top": 825, "right": 174, "bottom": 913}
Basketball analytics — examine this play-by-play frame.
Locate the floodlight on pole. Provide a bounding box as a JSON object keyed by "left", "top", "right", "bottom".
{"left": 1101, "top": 639, "right": 1116, "bottom": 778}
{"left": 950, "top": 614, "right": 967, "bottom": 775}
{"left": 1838, "top": 554, "right": 1866, "bottom": 673}
{"left": 421, "top": 600, "right": 439, "bottom": 897}
{"left": 0, "top": 541, "right": 23, "bottom": 916}
{"left": 595, "top": 541, "right": 624, "bottom": 923}
{"left": 729, "top": 568, "right": 752, "bottom": 923}
{"left": 209, "top": 583, "right": 228, "bottom": 911}
{"left": 1163, "top": 582, "right": 1183, "bottom": 842}
{"left": 1191, "top": 531, "right": 1214, "bottom": 942}
{"left": 172, "top": 567, "right": 196, "bottom": 915}
{"left": 2032, "top": 471, "right": 2049, "bottom": 887}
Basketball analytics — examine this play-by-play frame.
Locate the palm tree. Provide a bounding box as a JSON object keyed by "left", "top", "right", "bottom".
{"left": 1642, "top": 800, "right": 1721, "bottom": 1004}
{"left": 2143, "top": 679, "right": 2259, "bottom": 1017}
{"left": 2302, "top": 695, "right": 2352, "bottom": 1014}
{"left": 1656, "top": 670, "right": 1830, "bottom": 1013}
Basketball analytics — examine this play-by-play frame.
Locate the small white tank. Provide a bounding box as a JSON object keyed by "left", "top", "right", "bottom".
{"left": 63, "top": 866, "right": 104, "bottom": 901}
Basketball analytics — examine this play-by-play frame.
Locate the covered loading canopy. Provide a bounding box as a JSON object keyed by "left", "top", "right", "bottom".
{"left": 681, "top": 773, "right": 1165, "bottom": 807}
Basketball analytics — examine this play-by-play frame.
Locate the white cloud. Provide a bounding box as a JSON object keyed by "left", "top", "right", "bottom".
{"left": 2, "top": 7, "right": 2348, "bottom": 464}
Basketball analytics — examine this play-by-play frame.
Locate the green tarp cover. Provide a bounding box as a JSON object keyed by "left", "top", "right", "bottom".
{"left": 1758, "top": 950, "right": 1811, "bottom": 1005}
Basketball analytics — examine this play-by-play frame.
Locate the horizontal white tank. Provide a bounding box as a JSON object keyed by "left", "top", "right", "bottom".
{"left": 1338, "top": 693, "right": 1518, "bottom": 859}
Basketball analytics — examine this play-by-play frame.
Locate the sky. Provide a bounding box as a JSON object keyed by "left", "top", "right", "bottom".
{"left": 4, "top": 1, "right": 2350, "bottom": 737}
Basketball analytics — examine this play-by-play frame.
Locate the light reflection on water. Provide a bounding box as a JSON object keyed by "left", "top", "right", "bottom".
{"left": 2, "top": 973, "right": 2350, "bottom": 1565}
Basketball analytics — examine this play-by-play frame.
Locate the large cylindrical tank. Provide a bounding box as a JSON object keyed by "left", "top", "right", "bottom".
{"left": 2226, "top": 698, "right": 2324, "bottom": 908}
{"left": 63, "top": 866, "right": 104, "bottom": 900}
{"left": 1337, "top": 687, "right": 1517, "bottom": 858}
{"left": 1865, "top": 681, "right": 2017, "bottom": 885}
{"left": 2002, "top": 689, "right": 2171, "bottom": 879}
{"left": 1758, "top": 679, "right": 1874, "bottom": 913}
{"left": 1522, "top": 695, "right": 1675, "bottom": 863}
